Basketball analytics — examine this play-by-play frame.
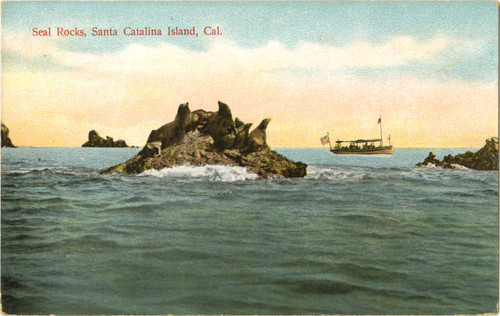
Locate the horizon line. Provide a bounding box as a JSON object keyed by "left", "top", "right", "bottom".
{"left": 1, "top": 145, "right": 483, "bottom": 149}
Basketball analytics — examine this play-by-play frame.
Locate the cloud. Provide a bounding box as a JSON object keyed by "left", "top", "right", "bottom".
{"left": 3, "top": 35, "right": 449, "bottom": 74}
{"left": 1, "top": 35, "right": 497, "bottom": 148}
{"left": 2, "top": 36, "right": 60, "bottom": 58}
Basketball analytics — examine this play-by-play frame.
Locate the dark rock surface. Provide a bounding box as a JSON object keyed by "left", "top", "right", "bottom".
{"left": 101, "top": 102, "right": 307, "bottom": 178}
{"left": 416, "top": 137, "right": 498, "bottom": 170}
{"left": 82, "top": 130, "right": 130, "bottom": 147}
{"left": 1, "top": 123, "right": 16, "bottom": 147}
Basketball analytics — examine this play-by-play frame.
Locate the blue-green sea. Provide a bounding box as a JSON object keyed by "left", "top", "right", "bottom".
{"left": 1, "top": 147, "right": 498, "bottom": 314}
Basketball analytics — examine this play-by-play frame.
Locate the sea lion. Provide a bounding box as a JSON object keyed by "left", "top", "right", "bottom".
{"left": 208, "top": 101, "right": 237, "bottom": 149}
{"left": 138, "top": 141, "right": 162, "bottom": 158}
{"left": 233, "top": 122, "right": 252, "bottom": 149}
{"left": 235, "top": 117, "right": 244, "bottom": 129}
{"left": 191, "top": 109, "right": 215, "bottom": 134}
{"left": 246, "top": 118, "right": 271, "bottom": 152}
{"left": 146, "top": 102, "right": 192, "bottom": 149}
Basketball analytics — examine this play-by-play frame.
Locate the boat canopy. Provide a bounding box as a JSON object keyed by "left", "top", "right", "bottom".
{"left": 335, "top": 139, "right": 382, "bottom": 144}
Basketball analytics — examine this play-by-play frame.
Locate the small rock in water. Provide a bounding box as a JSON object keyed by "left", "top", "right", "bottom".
{"left": 416, "top": 137, "right": 498, "bottom": 170}
{"left": 1, "top": 123, "right": 16, "bottom": 148}
{"left": 82, "top": 130, "right": 130, "bottom": 147}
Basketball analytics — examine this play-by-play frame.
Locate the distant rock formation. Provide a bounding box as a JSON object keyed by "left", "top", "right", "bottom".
{"left": 82, "top": 130, "right": 130, "bottom": 147}
{"left": 1, "top": 123, "right": 16, "bottom": 147}
{"left": 101, "top": 101, "right": 307, "bottom": 178}
{"left": 416, "top": 137, "right": 498, "bottom": 170}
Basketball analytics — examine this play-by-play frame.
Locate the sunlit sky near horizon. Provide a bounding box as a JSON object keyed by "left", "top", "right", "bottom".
{"left": 1, "top": 1, "right": 498, "bottom": 147}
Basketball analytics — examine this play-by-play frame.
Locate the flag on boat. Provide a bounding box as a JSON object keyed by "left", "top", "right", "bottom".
{"left": 378, "top": 117, "right": 381, "bottom": 124}
{"left": 320, "top": 134, "right": 330, "bottom": 145}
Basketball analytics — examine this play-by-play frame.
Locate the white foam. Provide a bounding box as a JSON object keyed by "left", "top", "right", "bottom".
{"left": 139, "top": 165, "right": 259, "bottom": 182}
{"left": 421, "top": 163, "right": 471, "bottom": 171}
{"left": 306, "top": 166, "right": 365, "bottom": 181}
{"left": 422, "top": 164, "right": 438, "bottom": 169}
{"left": 451, "top": 164, "right": 472, "bottom": 171}
{"left": 2, "top": 167, "right": 77, "bottom": 175}
{"left": 7, "top": 168, "right": 100, "bottom": 180}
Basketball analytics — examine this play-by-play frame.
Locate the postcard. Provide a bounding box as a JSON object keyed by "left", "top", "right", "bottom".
{"left": 1, "top": 1, "right": 498, "bottom": 314}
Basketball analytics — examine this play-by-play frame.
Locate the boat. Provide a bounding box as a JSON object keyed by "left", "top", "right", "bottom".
{"left": 321, "top": 116, "right": 393, "bottom": 155}
{"left": 331, "top": 138, "right": 393, "bottom": 154}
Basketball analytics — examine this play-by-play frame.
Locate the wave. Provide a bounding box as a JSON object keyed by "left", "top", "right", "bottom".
{"left": 451, "top": 164, "right": 472, "bottom": 170}
{"left": 139, "top": 165, "right": 259, "bottom": 182}
{"left": 2, "top": 167, "right": 59, "bottom": 175}
{"left": 306, "top": 166, "right": 368, "bottom": 181}
{"left": 418, "top": 163, "right": 486, "bottom": 174}
{"left": 2, "top": 167, "right": 94, "bottom": 177}
{"left": 418, "top": 163, "right": 472, "bottom": 172}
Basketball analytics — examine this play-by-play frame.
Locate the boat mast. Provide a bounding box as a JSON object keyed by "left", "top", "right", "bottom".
{"left": 379, "top": 115, "right": 383, "bottom": 147}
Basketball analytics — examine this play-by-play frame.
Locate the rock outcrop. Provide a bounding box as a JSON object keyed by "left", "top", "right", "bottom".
{"left": 1, "top": 123, "right": 16, "bottom": 147}
{"left": 416, "top": 137, "right": 498, "bottom": 170}
{"left": 82, "top": 130, "right": 130, "bottom": 147}
{"left": 101, "top": 102, "right": 307, "bottom": 178}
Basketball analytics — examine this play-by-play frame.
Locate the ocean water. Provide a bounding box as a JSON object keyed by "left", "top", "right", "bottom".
{"left": 1, "top": 147, "right": 498, "bottom": 314}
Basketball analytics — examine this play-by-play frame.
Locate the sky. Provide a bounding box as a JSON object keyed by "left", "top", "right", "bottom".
{"left": 1, "top": 1, "right": 498, "bottom": 147}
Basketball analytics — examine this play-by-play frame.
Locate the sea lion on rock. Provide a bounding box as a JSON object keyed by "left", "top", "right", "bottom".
{"left": 208, "top": 101, "right": 237, "bottom": 149}
{"left": 246, "top": 118, "right": 271, "bottom": 152}
{"left": 138, "top": 141, "right": 162, "bottom": 158}
{"left": 235, "top": 117, "right": 244, "bottom": 129}
{"left": 191, "top": 109, "right": 215, "bottom": 134}
{"left": 146, "top": 103, "right": 192, "bottom": 149}
{"left": 101, "top": 102, "right": 308, "bottom": 178}
{"left": 233, "top": 123, "right": 252, "bottom": 149}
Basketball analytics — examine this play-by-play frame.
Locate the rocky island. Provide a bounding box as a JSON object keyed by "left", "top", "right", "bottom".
{"left": 82, "top": 130, "right": 130, "bottom": 147}
{"left": 416, "top": 137, "right": 498, "bottom": 170}
{"left": 101, "top": 101, "right": 307, "bottom": 178}
{"left": 1, "top": 123, "right": 16, "bottom": 147}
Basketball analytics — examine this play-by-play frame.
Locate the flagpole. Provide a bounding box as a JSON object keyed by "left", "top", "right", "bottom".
{"left": 327, "top": 132, "right": 332, "bottom": 151}
{"left": 379, "top": 115, "right": 383, "bottom": 147}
